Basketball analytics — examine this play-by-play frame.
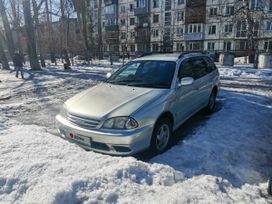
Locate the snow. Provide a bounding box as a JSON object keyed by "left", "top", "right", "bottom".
{"left": 0, "top": 64, "right": 272, "bottom": 203}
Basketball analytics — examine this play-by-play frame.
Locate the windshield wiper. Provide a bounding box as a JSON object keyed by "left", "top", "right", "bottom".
{"left": 108, "top": 79, "right": 142, "bottom": 85}
{"left": 128, "top": 83, "right": 170, "bottom": 89}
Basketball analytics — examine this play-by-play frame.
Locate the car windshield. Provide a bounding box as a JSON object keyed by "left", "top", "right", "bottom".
{"left": 107, "top": 60, "right": 176, "bottom": 89}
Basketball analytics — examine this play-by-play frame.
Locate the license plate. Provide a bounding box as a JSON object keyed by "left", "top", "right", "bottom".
{"left": 69, "top": 133, "right": 91, "bottom": 146}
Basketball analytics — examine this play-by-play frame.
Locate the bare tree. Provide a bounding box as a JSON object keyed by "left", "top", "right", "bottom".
{"left": 234, "top": 0, "right": 267, "bottom": 67}
{"left": 33, "top": 0, "right": 46, "bottom": 67}
{"left": 0, "top": 0, "right": 15, "bottom": 58}
{"left": 73, "top": 0, "right": 91, "bottom": 63}
{"left": 97, "top": 0, "right": 103, "bottom": 59}
{"left": 22, "top": 0, "right": 41, "bottom": 70}
{"left": 0, "top": 31, "right": 10, "bottom": 69}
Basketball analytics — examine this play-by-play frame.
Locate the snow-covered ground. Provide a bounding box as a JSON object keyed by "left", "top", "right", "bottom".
{"left": 0, "top": 64, "right": 272, "bottom": 203}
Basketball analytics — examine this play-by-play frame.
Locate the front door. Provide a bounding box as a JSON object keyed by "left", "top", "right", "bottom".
{"left": 173, "top": 58, "right": 200, "bottom": 128}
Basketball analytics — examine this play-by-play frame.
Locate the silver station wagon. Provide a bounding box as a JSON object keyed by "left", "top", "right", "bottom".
{"left": 56, "top": 52, "right": 220, "bottom": 155}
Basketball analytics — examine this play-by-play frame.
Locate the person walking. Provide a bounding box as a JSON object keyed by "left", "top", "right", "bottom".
{"left": 13, "top": 51, "right": 25, "bottom": 79}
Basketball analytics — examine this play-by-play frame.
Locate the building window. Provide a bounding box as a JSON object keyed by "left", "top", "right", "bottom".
{"left": 165, "top": 12, "right": 171, "bottom": 26}
{"left": 177, "top": 43, "right": 184, "bottom": 51}
{"left": 153, "top": 0, "right": 160, "bottom": 8}
{"left": 153, "top": 14, "right": 159, "bottom": 23}
{"left": 153, "top": 29, "right": 159, "bottom": 37}
{"left": 121, "top": 45, "right": 127, "bottom": 52}
{"left": 165, "top": 0, "right": 171, "bottom": 10}
{"left": 130, "top": 44, "right": 135, "bottom": 52}
{"left": 176, "top": 11, "right": 184, "bottom": 21}
{"left": 209, "top": 8, "right": 217, "bottom": 17}
{"left": 236, "top": 21, "right": 246, "bottom": 37}
{"left": 176, "top": 27, "right": 183, "bottom": 36}
{"left": 121, "top": 6, "right": 126, "bottom": 13}
{"left": 129, "top": 4, "right": 134, "bottom": 12}
{"left": 239, "top": 40, "right": 247, "bottom": 50}
{"left": 266, "top": 21, "right": 272, "bottom": 31}
{"left": 187, "top": 24, "right": 201, "bottom": 33}
{"left": 207, "top": 42, "right": 215, "bottom": 50}
{"left": 208, "top": 25, "right": 216, "bottom": 35}
{"left": 177, "top": 0, "right": 184, "bottom": 5}
{"left": 225, "top": 5, "right": 234, "bottom": 16}
{"left": 120, "top": 19, "right": 126, "bottom": 26}
{"left": 130, "top": 18, "right": 135, "bottom": 26}
{"left": 224, "top": 41, "right": 232, "bottom": 51}
{"left": 176, "top": 43, "right": 184, "bottom": 51}
{"left": 264, "top": 41, "right": 272, "bottom": 51}
{"left": 103, "top": 45, "right": 107, "bottom": 52}
{"left": 253, "top": 22, "right": 259, "bottom": 36}
{"left": 270, "top": 0, "right": 272, "bottom": 11}
{"left": 137, "top": 0, "right": 146, "bottom": 8}
{"left": 250, "top": 0, "right": 262, "bottom": 10}
{"left": 152, "top": 44, "right": 159, "bottom": 52}
{"left": 121, "top": 32, "right": 126, "bottom": 39}
{"left": 224, "top": 24, "right": 233, "bottom": 33}
{"left": 130, "top": 32, "right": 135, "bottom": 38}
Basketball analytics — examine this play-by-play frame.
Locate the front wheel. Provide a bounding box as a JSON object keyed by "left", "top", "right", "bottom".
{"left": 268, "top": 178, "right": 272, "bottom": 195}
{"left": 150, "top": 118, "right": 172, "bottom": 155}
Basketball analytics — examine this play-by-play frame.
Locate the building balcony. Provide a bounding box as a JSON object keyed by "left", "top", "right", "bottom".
{"left": 184, "top": 32, "right": 204, "bottom": 41}
{"left": 105, "top": 25, "right": 119, "bottom": 32}
{"left": 134, "top": 7, "right": 150, "bottom": 16}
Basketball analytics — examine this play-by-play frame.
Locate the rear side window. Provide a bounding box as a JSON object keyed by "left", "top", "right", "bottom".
{"left": 204, "top": 57, "right": 217, "bottom": 73}
{"left": 179, "top": 56, "right": 214, "bottom": 80}
{"left": 191, "top": 57, "right": 208, "bottom": 79}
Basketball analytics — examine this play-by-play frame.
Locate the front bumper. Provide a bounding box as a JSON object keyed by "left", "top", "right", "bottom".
{"left": 55, "top": 114, "right": 153, "bottom": 155}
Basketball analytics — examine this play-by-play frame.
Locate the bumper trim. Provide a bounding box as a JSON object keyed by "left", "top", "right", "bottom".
{"left": 56, "top": 114, "right": 153, "bottom": 155}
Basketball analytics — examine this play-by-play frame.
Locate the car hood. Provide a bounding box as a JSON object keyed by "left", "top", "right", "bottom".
{"left": 65, "top": 83, "right": 167, "bottom": 119}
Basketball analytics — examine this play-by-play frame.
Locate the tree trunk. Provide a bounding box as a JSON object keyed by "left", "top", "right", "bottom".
{"left": 60, "top": 0, "right": 70, "bottom": 68}
{"left": 98, "top": 0, "right": 103, "bottom": 59}
{"left": 22, "top": 0, "right": 41, "bottom": 70}
{"left": 32, "top": 0, "right": 46, "bottom": 68}
{"left": 0, "top": 32, "right": 10, "bottom": 70}
{"left": 0, "top": 0, "right": 15, "bottom": 59}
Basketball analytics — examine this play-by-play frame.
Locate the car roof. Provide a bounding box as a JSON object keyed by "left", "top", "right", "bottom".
{"left": 132, "top": 52, "right": 210, "bottom": 62}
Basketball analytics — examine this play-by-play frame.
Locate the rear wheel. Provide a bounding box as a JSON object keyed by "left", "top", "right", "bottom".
{"left": 205, "top": 88, "right": 217, "bottom": 114}
{"left": 150, "top": 118, "right": 172, "bottom": 155}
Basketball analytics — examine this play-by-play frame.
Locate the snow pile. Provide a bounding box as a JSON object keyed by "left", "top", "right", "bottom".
{"left": 0, "top": 125, "right": 270, "bottom": 204}
{"left": 219, "top": 66, "right": 272, "bottom": 79}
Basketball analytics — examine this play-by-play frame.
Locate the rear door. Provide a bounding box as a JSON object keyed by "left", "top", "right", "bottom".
{"left": 191, "top": 57, "right": 213, "bottom": 109}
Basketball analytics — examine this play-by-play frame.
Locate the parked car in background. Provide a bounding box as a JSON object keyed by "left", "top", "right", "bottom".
{"left": 56, "top": 52, "right": 220, "bottom": 155}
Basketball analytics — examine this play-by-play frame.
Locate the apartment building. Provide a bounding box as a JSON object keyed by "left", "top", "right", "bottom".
{"left": 91, "top": 0, "right": 272, "bottom": 56}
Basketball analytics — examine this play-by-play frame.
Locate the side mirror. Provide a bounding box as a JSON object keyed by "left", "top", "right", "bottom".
{"left": 106, "top": 72, "right": 112, "bottom": 79}
{"left": 178, "top": 77, "right": 194, "bottom": 87}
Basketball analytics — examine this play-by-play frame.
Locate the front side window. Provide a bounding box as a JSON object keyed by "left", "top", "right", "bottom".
{"left": 108, "top": 61, "right": 176, "bottom": 89}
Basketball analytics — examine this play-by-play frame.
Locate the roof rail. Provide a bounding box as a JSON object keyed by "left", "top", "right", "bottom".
{"left": 178, "top": 51, "right": 208, "bottom": 59}
{"left": 138, "top": 52, "right": 153, "bottom": 57}
{"left": 139, "top": 51, "right": 174, "bottom": 58}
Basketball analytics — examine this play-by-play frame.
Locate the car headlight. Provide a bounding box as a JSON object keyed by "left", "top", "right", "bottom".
{"left": 102, "top": 117, "right": 138, "bottom": 130}
{"left": 60, "top": 104, "right": 68, "bottom": 117}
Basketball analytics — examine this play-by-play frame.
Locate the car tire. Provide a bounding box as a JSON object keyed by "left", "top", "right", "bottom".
{"left": 268, "top": 178, "right": 272, "bottom": 195}
{"left": 205, "top": 88, "right": 217, "bottom": 114}
{"left": 150, "top": 118, "right": 173, "bottom": 155}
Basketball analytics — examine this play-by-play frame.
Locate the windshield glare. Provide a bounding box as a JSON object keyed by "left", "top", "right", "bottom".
{"left": 107, "top": 61, "right": 176, "bottom": 89}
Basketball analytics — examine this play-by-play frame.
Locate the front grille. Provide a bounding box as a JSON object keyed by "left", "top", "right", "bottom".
{"left": 67, "top": 113, "right": 100, "bottom": 129}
